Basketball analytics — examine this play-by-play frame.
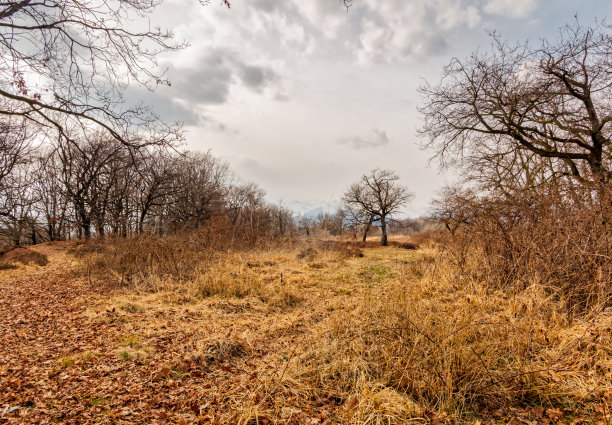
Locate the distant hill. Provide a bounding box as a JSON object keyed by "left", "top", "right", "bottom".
{"left": 286, "top": 200, "right": 340, "bottom": 218}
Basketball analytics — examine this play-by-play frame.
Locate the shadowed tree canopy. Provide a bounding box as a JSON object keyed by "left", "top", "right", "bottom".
{"left": 0, "top": 0, "right": 229, "bottom": 147}
{"left": 418, "top": 21, "right": 612, "bottom": 186}
{"left": 342, "top": 168, "right": 414, "bottom": 246}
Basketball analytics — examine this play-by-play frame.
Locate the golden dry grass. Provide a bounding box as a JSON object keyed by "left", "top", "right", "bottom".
{"left": 2, "top": 239, "right": 610, "bottom": 424}
{"left": 0, "top": 246, "right": 48, "bottom": 267}
{"left": 79, "top": 238, "right": 612, "bottom": 423}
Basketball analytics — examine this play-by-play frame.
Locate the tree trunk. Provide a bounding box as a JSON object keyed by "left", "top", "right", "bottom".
{"left": 380, "top": 215, "right": 388, "bottom": 246}
{"left": 83, "top": 222, "right": 91, "bottom": 239}
{"left": 139, "top": 205, "right": 149, "bottom": 235}
{"left": 362, "top": 217, "right": 373, "bottom": 242}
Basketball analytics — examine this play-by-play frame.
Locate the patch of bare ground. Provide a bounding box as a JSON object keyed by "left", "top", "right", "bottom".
{"left": 0, "top": 240, "right": 610, "bottom": 424}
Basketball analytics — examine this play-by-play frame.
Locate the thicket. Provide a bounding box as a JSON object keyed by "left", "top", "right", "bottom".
{"left": 274, "top": 21, "right": 612, "bottom": 422}
{"left": 431, "top": 184, "right": 611, "bottom": 316}
{"left": 419, "top": 21, "right": 612, "bottom": 315}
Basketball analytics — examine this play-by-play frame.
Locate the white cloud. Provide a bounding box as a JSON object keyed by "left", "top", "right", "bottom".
{"left": 483, "top": 0, "right": 537, "bottom": 18}
{"left": 294, "top": 0, "right": 348, "bottom": 39}
{"left": 354, "top": 0, "right": 482, "bottom": 65}
{"left": 338, "top": 129, "right": 390, "bottom": 150}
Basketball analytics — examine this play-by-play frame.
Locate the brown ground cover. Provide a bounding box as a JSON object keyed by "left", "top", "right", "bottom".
{"left": 0, "top": 240, "right": 610, "bottom": 424}
{"left": 0, "top": 242, "right": 375, "bottom": 424}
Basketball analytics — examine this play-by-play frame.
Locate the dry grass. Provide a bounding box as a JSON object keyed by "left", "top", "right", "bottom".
{"left": 0, "top": 246, "right": 48, "bottom": 267}
{"left": 432, "top": 186, "right": 612, "bottom": 317}
{"left": 285, "top": 250, "right": 612, "bottom": 423}
{"left": 65, "top": 238, "right": 612, "bottom": 423}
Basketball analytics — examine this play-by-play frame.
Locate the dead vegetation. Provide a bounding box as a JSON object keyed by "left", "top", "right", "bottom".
{"left": 1, "top": 234, "right": 609, "bottom": 424}
{"left": 431, "top": 185, "right": 612, "bottom": 317}
{"left": 1, "top": 18, "right": 610, "bottom": 424}
{"left": 0, "top": 246, "right": 48, "bottom": 267}
{"left": 286, "top": 252, "right": 612, "bottom": 424}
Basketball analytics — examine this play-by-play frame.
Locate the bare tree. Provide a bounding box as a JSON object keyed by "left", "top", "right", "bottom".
{"left": 225, "top": 182, "right": 266, "bottom": 234}
{"left": 297, "top": 215, "right": 315, "bottom": 237}
{"left": 0, "top": 163, "right": 37, "bottom": 245}
{"left": 419, "top": 21, "right": 612, "bottom": 186}
{"left": 0, "top": 116, "right": 32, "bottom": 187}
{"left": 32, "top": 150, "right": 71, "bottom": 241}
{"left": 315, "top": 211, "right": 344, "bottom": 236}
{"left": 342, "top": 203, "right": 375, "bottom": 242}
{"left": 268, "top": 203, "right": 294, "bottom": 238}
{"left": 0, "top": 0, "right": 229, "bottom": 147}
{"left": 132, "top": 151, "right": 179, "bottom": 235}
{"left": 56, "top": 135, "right": 127, "bottom": 239}
{"left": 101, "top": 146, "right": 137, "bottom": 237}
{"left": 342, "top": 169, "right": 414, "bottom": 246}
{"left": 0, "top": 116, "right": 36, "bottom": 220}
{"left": 164, "top": 151, "right": 229, "bottom": 231}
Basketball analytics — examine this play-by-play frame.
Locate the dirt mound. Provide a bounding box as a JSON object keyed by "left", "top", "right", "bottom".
{"left": 0, "top": 246, "right": 48, "bottom": 267}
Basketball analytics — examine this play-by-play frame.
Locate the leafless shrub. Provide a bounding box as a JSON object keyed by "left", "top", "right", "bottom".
{"left": 418, "top": 20, "right": 612, "bottom": 317}
{"left": 431, "top": 184, "right": 612, "bottom": 316}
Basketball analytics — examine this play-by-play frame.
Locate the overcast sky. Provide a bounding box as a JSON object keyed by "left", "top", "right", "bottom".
{"left": 136, "top": 0, "right": 611, "bottom": 216}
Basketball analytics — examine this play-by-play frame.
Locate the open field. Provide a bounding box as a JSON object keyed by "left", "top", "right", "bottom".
{"left": 0, "top": 239, "right": 611, "bottom": 424}
{"left": 3, "top": 4, "right": 612, "bottom": 425}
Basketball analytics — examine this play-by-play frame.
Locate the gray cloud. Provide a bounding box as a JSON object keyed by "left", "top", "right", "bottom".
{"left": 122, "top": 47, "right": 285, "bottom": 130}
{"left": 124, "top": 86, "right": 200, "bottom": 125}
{"left": 169, "top": 51, "right": 233, "bottom": 104}
{"left": 165, "top": 50, "right": 284, "bottom": 105}
{"left": 198, "top": 115, "right": 231, "bottom": 133}
{"left": 251, "top": 0, "right": 280, "bottom": 13}
{"left": 175, "top": 55, "right": 233, "bottom": 104}
{"left": 239, "top": 64, "right": 279, "bottom": 91}
{"left": 338, "top": 129, "right": 390, "bottom": 150}
{"left": 123, "top": 86, "right": 236, "bottom": 131}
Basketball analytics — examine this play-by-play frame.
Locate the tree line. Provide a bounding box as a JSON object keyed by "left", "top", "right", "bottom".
{"left": 0, "top": 132, "right": 297, "bottom": 245}
{"left": 0, "top": 0, "right": 309, "bottom": 246}
{"left": 0, "top": 129, "right": 420, "bottom": 246}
